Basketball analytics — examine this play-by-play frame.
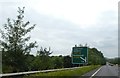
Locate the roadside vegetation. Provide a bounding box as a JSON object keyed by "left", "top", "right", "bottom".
{"left": 106, "top": 57, "right": 120, "bottom": 65}
{"left": 1, "top": 7, "right": 106, "bottom": 73}
{"left": 25, "top": 65, "right": 100, "bottom": 77}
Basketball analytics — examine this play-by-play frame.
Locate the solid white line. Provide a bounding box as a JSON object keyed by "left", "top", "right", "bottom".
{"left": 89, "top": 66, "right": 102, "bottom": 78}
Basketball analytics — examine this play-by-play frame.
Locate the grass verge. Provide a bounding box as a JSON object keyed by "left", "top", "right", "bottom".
{"left": 24, "top": 65, "right": 100, "bottom": 77}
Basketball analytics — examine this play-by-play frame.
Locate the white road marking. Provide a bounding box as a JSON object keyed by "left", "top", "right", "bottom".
{"left": 80, "top": 57, "right": 86, "bottom": 62}
{"left": 89, "top": 66, "right": 102, "bottom": 78}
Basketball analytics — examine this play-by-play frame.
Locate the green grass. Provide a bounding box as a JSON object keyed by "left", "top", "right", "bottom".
{"left": 25, "top": 65, "right": 100, "bottom": 77}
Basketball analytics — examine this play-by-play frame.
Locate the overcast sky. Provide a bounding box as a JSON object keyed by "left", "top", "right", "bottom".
{"left": 0, "top": 0, "right": 119, "bottom": 58}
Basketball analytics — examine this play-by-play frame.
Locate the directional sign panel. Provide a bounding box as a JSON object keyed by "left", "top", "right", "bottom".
{"left": 72, "top": 47, "right": 88, "bottom": 64}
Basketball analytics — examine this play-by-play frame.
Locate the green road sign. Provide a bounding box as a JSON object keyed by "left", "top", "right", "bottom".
{"left": 72, "top": 47, "right": 88, "bottom": 64}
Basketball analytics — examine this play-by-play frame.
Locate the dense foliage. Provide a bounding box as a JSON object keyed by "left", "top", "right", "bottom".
{"left": 1, "top": 7, "right": 37, "bottom": 73}
{"left": 88, "top": 48, "right": 106, "bottom": 65}
{"left": 1, "top": 7, "right": 106, "bottom": 73}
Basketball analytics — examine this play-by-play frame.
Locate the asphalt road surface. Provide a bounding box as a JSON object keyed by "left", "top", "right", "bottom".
{"left": 83, "top": 65, "right": 119, "bottom": 78}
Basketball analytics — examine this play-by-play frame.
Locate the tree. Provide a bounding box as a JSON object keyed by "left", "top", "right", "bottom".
{"left": 63, "top": 55, "right": 72, "bottom": 68}
{"left": 79, "top": 44, "right": 83, "bottom": 47}
{"left": 106, "top": 57, "right": 119, "bottom": 64}
{"left": 0, "top": 7, "right": 37, "bottom": 73}
{"left": 84, "top": 43, "right": 88, "bottom": 47}
{"left": 36, "top": 47, "right": 52, "bottom": 70}
{"left": 52, "top": 55, "right": 63, "bottom": 69}
{"left": 37, "top": 47, "right": 52, "bottom": 56}
{"left": 88, "top": 48, "right": 106, "bottom": 65}
{"left": 25, "top": 54, "right": 35, "bottom": 71}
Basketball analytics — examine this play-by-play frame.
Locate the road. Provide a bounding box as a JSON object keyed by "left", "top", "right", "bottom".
{"left": 83, "top": 65, "right": 119, "bottom": 78}
{"left": 1, "top": 65, "right": 119, "bottom": 78}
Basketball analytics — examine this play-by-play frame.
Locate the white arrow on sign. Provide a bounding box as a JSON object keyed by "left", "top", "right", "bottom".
{"left": 80, "top": 57, "right": 86, "bottom": 62}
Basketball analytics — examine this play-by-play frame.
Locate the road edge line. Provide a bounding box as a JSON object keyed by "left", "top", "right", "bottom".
{"left": 89, "top": 66, "right": 102, "bottom": 78}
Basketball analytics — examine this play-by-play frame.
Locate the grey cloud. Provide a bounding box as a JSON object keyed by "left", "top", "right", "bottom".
{"left": 0, "top": 4, "right": 118, "bottom": 58}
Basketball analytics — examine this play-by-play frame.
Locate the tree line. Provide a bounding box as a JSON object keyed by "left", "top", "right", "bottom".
{"left": 106, "top": 57, "right": 119, "bottom": 65}
{"left": 0, "top": 7, "right": 106, "bottom": 73}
